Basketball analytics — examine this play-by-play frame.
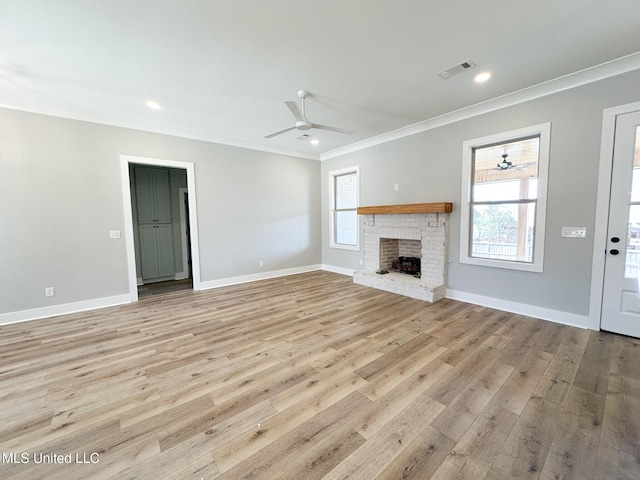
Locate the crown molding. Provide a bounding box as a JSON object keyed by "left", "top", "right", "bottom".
{"left": 0, "top": 102, "right": 322, "bottom": 161}
{"left": 320, "top": 51, "right": 640, "bottom": 161}
{"left": 2, "top": 52, "right": 639, "bottom": 163}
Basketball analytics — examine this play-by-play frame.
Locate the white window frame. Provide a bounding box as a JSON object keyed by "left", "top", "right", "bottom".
{"left": 460, "top": 123, "right": 551, "bottom": 272}
{"left": 329, "top": 166, "right": 360, "bottom": 251}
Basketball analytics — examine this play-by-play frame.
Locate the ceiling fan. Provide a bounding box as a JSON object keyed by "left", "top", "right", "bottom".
{"left": 265, "top": 90, "right": 354, "bottom": 139}
{"left": 497, "top": 153, "right": 515, "bottom": 169}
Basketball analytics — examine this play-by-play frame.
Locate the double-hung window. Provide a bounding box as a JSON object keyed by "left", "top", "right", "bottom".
{"left": 460, "top": 123, "right": 551, "bottom": 272}
{"left": 329, "top": 166, "right": 359, "bottom": 250}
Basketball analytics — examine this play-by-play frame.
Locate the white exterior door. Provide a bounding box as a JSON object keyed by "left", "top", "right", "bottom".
{"left": 601, "top": 110, "right": 640, "bottom": 337}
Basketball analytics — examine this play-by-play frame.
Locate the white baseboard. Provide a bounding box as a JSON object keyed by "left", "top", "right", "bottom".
{"left": 199, "top": 264, "right": 324, "bottom": 290}
{"left": 1, "top": 270, "right": 588, "bottom": 331}
{"left": 322, "top": 266, "right": 588, "bottom": 329}
{"left": 1, "top": 266, "right": 324, "bottom": 325}
{"left": 0, "top": 294, "right": 132, "bottom": 326}
{"left": 445, "top": 288, "right": 590, "bottom": 329}
{"left": 321, "top": 264, "right": 356, "bottom": 276}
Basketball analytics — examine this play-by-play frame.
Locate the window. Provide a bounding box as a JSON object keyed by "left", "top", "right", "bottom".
{"left": 460, "top": 123, "right": 551, "bottom": 272}
{"left": 329, "top": 166, "right": 359, "bottom": 250}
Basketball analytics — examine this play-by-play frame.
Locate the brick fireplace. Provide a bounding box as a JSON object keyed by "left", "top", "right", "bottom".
{"left": 353, "top": 203, "right": 452, "bottom": 302}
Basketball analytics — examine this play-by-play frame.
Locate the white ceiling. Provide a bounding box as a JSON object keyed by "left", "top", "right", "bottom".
{"left": 2, "top": 0, "right": 640, "bottom": 160}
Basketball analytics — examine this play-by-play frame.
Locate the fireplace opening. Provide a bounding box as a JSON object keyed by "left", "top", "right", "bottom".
{"left": 379, "top": 238, "right": 422, "bottom": 277}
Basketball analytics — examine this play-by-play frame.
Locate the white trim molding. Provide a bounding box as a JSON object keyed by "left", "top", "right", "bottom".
{"left": 446, "top": 289, "right": 589, "bottom": 330}
{"left": 459, "top": 123, "right": 551, "bottom": 273}
{"left": 589, "top": 100, "right": 640, "bottom": 331}
{"left": 0, "top": 294, "right": 131, "bottom": 326}
{"left": 322, "top": 264, "right": 357, "bottom": 276}
{"left": 176, "top": 187, "right": 190, "bottom": 280}
{"left": 0, "top": 102, "right": 321, "bottom": 161}
{"left": 1, "top": 53, "right": 637, "bottom": 163}
{"left": 328, "top": 165, "right": 360, "bottom": 251}
{"left": 321, "top": 52, "right": 640, "bottom": 161}
{"left": 200, "top": 265, "right": 323, "bottom": 290}
{"left": 120, "top": 154, "right": 202, "bottom": 302}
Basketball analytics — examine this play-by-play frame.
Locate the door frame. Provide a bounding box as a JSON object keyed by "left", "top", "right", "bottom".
{"left": 177, "top": 187, "right": 191, "bottom": 279}
{"left": 120, "top": 155, "right": 201, "bottom": 302}
{"left": 589, "top": 100, "right": 640, "bottom": 330}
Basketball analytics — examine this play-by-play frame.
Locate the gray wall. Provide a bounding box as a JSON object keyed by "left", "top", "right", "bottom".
{"left": 3, "top": 68, "right": 639, "bottom": 320}
{"left": 321, "top": 69, "right": 640, "bottom": 318}
{"left": 0, "top": 109, "right": 321, "bottom": 314}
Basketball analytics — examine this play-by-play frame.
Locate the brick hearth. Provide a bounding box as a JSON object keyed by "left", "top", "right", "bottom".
{"left": 353, "top": 208, "right": 450, "bottom": 302}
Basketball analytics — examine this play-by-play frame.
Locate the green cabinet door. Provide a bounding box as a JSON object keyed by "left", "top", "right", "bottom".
{"left": 134, "top": 167, "right": 155, "bottom": 224}
{"left": 155, "top": 224, "right": 175, "bottom": 278}
{"left": 135, "top": 166, "right": 175, "bottom": 281}
{"left": 152, "top": 168, "right": 172, "bottom": 224}
{"left": 139, "top": 225, "right": 160, "bottom": 279}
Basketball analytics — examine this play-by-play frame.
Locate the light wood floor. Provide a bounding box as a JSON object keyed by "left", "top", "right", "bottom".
{"left": 1, "top": 271, "right": 639, "bottom": 479}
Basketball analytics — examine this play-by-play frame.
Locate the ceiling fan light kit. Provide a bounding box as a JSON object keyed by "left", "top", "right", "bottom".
{"left": 265, "top": 90, "right": 354, "bottom": 139}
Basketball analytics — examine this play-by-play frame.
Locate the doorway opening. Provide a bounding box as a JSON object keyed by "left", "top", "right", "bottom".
{"left": 120, "top": 155, "right": 201, "bottom": 303}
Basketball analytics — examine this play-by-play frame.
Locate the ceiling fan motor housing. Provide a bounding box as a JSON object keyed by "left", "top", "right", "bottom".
{"left": 264, "top": 89, "right": 353, "bottom": 138}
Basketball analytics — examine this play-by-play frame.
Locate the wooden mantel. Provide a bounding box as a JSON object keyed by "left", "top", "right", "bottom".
{"left": 356, "top": 202, "right": 453, "bottom": 215}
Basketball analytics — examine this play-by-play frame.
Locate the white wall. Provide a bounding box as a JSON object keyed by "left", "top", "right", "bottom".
{"left": 0, "top": 109, "right": 321, "bottom": 321}
{"left": 321, "top": 69, "right": 640, "bottom": 327}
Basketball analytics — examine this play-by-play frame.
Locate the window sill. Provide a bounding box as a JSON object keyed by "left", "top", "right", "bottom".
{"left": 460, "top": 255, "right": 543, "bottom": 273}
{"left": 330, "top": 243, "right": 360, "bottom": 251}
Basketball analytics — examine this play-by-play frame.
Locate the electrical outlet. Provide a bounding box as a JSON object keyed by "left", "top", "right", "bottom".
{"left": 259, "top": 260, "right": 264, "bottom": 267}
{"left": 359, "top": 259, "right": 364, "bottom": 266}
{"left": 45, "top": 287, "right": 55, "bottom": 297}
{"left": 109, "top": 230, "right": 121, "bottom": 239}
{"left": 394, "top": 184, "right": 399, "bottom": 191}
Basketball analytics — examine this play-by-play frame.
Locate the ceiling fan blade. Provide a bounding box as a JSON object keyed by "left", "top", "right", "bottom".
{"left": 311, "top": 123, "right": 354, "bottom": 135}
{"left": 264, "top": 125, "right": 296, "bottom": 138}
{"left": 285, "top": 101, "right": 304, "bottom": 122}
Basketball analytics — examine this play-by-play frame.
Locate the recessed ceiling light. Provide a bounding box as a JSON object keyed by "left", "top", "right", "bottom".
{"left": 310, "top": 138, "right": 320, "bottom": 146}
{"left": 474, "top": 72, "right": 492, "bottom": 83}
{"left": 146, "top": 100, "right": 162, "bottom": 110}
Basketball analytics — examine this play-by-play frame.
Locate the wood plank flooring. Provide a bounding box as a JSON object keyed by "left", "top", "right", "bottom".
{"left": 1, "top": 271, "right": 639, "bottom": 479}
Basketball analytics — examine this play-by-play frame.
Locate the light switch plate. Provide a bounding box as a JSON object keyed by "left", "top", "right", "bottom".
{"left": 561, "top": 227, "right": 587, "bottom": 238}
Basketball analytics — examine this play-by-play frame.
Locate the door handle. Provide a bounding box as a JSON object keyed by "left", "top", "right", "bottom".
{"left": 610, "top": 249, "right": 620, "bottom": 255}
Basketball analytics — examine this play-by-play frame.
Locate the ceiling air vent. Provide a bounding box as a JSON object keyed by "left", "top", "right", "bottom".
{"left": 437, "top": 60, "right": 476, "bottom": 79}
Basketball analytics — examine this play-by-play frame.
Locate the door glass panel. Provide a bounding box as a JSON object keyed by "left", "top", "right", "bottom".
{"left": 626, "top": 205, "right": 640, "bottom": 278}
{"left": 630, "top": 126, "right": 640, "bottom": 202}
{"left": 625, "top": 126, "right": 640, "bottom": 278}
